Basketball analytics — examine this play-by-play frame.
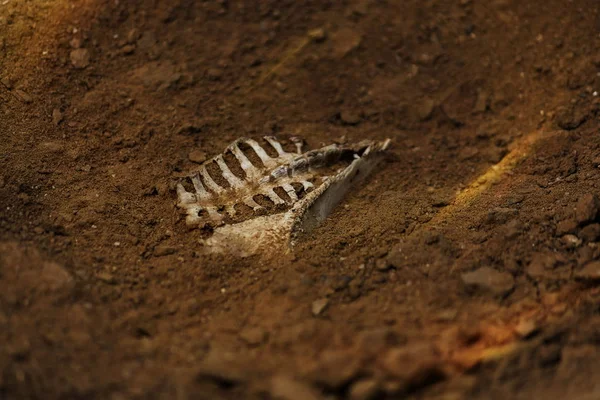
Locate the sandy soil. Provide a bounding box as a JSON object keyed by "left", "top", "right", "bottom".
{"left": 2, "top": 0, "right": 600, "bottom": 399}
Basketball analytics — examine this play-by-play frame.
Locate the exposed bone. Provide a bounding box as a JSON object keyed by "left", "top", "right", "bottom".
{"left": 176, "top": 136, "right": 390, "bottom": 257}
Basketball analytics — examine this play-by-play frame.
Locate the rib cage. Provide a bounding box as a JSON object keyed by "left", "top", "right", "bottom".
{"left": 176, "top": 136, "right": 391, "bottom": 256}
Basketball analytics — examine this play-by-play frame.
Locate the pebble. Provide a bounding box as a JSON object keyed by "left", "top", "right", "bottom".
{"left": 575, "top": 193, "right": 599, "bottom": 225}
{"left": 340, "top": 109, "right": 362, "bottom": 125}
{"left": 574, "top": 261, "right": 600, "bottom": 281}
{"left": 331, "top": 28, "right": 362, "bottom": 58}
{"left": 206, "top": 67, "right": 223, "bottom": 81}
{"left": 153, "top": 244, "right": 177, "bottom": 257}
{"left": 417, "top": 97, "right": 436, "bottom": 121}
{"left": 96, "top": 272, "right": 116, "bottom": 284}
{"left": 348, "top": 379, "right": 381, "bottom": 400}
{"left": 52, "top": 108, "right": 63, "bottom": 126}
{"left": 308, "top": 27, "right": 327, "bottom": 42}
{"left": 118, "top": 44, "right": 136, "bottom": 55}
{"left": 514, "top": 319, "right": 538, "bottom": 339}
{"left": 70, "top": 48, "right": 90, "bottom": 69}
{"left": 461, "top": 266, "right": 515, "bottom": 297}
{"left": 270, "top": 375, "right": 322, "bottom": 400}
{"left": 561, "top": 234, "right": 582, "bottom": 249}
{"left": 579, "top": 224, "right": 600, "bottom": 242}
{"left": 188, "top": 149, "right": 207, "bottom": 164}
{"left": 239, "top": 326, "right": 268, "bottom": 346}
{"left": 312, "top": 298, "right": 329, "bottom": 316}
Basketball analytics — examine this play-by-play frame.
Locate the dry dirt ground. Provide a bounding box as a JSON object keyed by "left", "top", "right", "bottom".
{"left": 2, "top": 0, "right": 600, "bottom": 399}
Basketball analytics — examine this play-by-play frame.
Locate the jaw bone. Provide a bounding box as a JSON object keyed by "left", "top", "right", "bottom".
{"left": 176, "top": 136, "right": 390, "bottom": 257}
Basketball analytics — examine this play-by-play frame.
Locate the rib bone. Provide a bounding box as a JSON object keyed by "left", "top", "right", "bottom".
{"left": 176, "top": 136, "right": 390, "bottom": 257}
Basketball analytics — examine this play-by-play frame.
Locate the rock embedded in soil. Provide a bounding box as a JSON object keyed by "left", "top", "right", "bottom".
{"left": 575, "top": 193, "right": 599, "bottom": 225}
{"left": 308, "top": 27, "right": 327, "bottom": 42}
{"left": 70, "top": 48, "right": 90, "bottom": 69}
{"left": 575, "top": 261, "right": 600, "bottom": 281}
{"left": 348, "top": 378, "right": 381, "bottom": 400}
{"left": 239, "top": 326, "right": 267, "bottom": 346}
{"left": 188, "top": 149, "right": 207, "bottom": 164}
{"left": 340, "top": 109, "right": 362, "bottom": 125}
{"left": 331, "top": 27, "right": 362, "bottom": 58}
{"left": 52, "top": 108, "right": 63, "bottom": 126}
{"left": 312, "top": 298, "right": 329, "bottom": 316}
{"left": 461, "top": 266, "right": 515, "bottom": 297}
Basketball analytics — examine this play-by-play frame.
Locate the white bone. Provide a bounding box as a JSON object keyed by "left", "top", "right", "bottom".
{"left": 200, "top": 166, "right": 225, "bottom": 194}
{"left": 215, "top": 155, "right": 244, "bottom": 189}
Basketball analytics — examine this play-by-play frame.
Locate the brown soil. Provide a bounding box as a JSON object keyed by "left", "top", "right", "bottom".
{"left": 2, "top": 0, "right": 600, "bottom": 399}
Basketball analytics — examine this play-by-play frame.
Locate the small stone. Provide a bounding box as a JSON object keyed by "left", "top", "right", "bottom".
{"left": 52, "top": 108, "right": 63, "bottom": 126}
{"left": 416, "top": 97, "right": 436, "bottom": 121}
{"left": 154, "top": 244, "right": 176, "bottom": 257}
{"left": 348, "top": 379, "right": 381, "bottom": 400}
{"left": 312, "top": 298, "right": 329, "bottom": 316}
{"left": 579, "top": 224, "right": 600, "bottom": 242}
{"left": 188, "top": 149, "right": 207, "bottom": 164}
{"left": 239, "top": 326, "right": 267, "bottom": 346}
{"left": 461, "top": 266, "right": 515, "bottom": 297}
{"left": 206, "top": 67, "right": 223, "bottom": 80}
{"left": 575, "top": 261, "right": 600, "bottom": 281}
{"left": 331, "top": 28, "right": 362, "bottom": 58}
{"left": 514, "top": 319, "right": 538, "bottom": 339}
{"left": 33, "top": 226, "right": 44, "bottom": 235}
{"left": 556, "top": 219, "right": 578, "bottom": 236}
{"left": 308, "top": 27, "right": 327, "bottom": 42}
{"left": 119, "top": 44, "right": 136, "bottom": 55}
{"left": 270, "top": 375, "right": 322, "bottom": 400}
{"left": 15, "top": 89, "right": 32, "bottom": 103}
{"left": 561, "top": 234, "right": 582, "bottom": 248}
{"left": 96, "top": 272, "right": 116, "bottom": 284}
{"left": 340, "top": 109, "right": 361, "bottom": 125}
{"left": 70, "top": 48, "right": 90, "bottom": 69}
{"left": 575, "top": 194, "right": 599, "bottom": 225}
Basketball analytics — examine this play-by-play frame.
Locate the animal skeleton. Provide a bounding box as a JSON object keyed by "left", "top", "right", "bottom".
{"left": 177, "top": 136, "right": 390, "bottom": 257}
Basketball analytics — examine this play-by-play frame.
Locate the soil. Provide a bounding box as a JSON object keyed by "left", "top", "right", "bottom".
{"left": 2, "top": 0, "right": 600, "bottom": 399}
